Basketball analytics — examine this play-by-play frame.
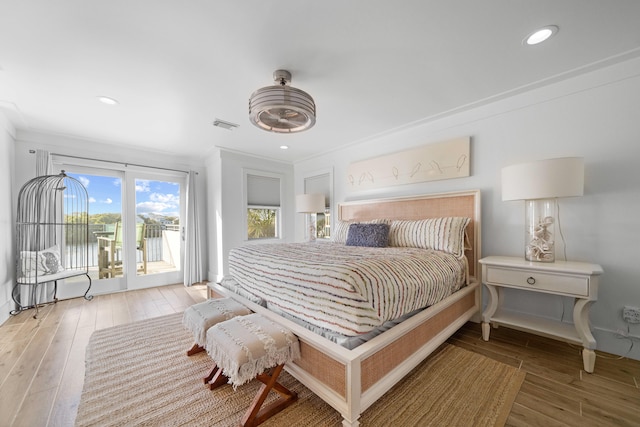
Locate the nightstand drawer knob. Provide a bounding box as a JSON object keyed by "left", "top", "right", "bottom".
{"left": 527, "top": 277, "right": 536, "bottom": 285}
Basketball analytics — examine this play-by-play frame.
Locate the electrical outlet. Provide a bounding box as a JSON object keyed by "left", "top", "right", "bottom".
{"left": 622, "top": 306, "right": 640, "bottom": 324}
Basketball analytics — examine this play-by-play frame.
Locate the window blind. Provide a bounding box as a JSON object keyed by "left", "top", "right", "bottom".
{"left": 247, "top": 174, "right": 280, "bottom": 207}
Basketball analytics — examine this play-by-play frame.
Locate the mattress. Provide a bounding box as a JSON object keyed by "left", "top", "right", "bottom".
{"left": 226, "top": 242, "right": 466, "bottom": 336}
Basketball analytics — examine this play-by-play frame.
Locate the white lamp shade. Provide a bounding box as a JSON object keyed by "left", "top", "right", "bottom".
{"left": 296, "top": 193, "right": 325, "bottom": 213}
{"left": 502, "top": 157, "right": 584, "bottom": 201}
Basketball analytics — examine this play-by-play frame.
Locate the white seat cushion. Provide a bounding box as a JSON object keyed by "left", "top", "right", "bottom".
{"left": 182, "top": 298, "right": 252, "bottom": 347}
{"left": 206, "top": 313, "right": 300, "bottom": 388}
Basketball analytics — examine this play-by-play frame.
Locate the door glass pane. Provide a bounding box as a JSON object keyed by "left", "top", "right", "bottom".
{"left": 135, "top": 179, "right": 181, "bottom": 276}
{"left": 66, "top": 172, "right": 123, "bottom": 280}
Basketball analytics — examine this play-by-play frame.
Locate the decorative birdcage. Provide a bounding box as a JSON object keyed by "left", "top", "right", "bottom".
{"left": 13, "top": 171, "right": 92, "bottom": 317}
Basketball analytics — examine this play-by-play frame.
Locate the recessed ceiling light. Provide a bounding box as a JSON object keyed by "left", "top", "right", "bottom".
{"left": 280, "top": 145, "right": 289, "bottom": 150}
{"left": 524, "top": 25, "right": 558, "bottom": 46}
{"left": 97, "top": 96, "right": 119, "bottom": 105}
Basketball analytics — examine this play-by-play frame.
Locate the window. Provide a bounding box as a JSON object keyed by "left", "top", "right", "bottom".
{"left": 246, "top": 172, "right": 282, "bottom": 240}
{"left": 247, "top": 206, "right": 279, "bottom": 239}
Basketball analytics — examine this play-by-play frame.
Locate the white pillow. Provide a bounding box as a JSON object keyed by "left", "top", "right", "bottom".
{"left": 39, "top": 245, "right": 64, "bottom": 274}
{"left": 19, "top": 251, "right": 40, "bottom": 276}
{"left": 389, "top": 217, "right": 471, "bottom": 258}
{"left": 20, "top": 245, "right": 64, "bottom": 276}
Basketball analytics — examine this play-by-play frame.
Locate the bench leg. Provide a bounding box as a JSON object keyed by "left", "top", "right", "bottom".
{"left": 187, "top": 343, "right": 205, "bottom": 356}
{"left": 240, "top": 364, "right": 298, "bottom": 427}
{"left": 204, "top": 365, "right": 230, "bottom": 390}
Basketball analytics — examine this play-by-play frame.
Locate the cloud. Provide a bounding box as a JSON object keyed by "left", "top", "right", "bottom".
{"left": 78, "top": 176, "right": 90, "bottom": 187}
{"left": 136, "top": 180, "right": 151, "bottom": 192}
{"left": 89, "top": 197, "right": 96, "bottom": 203}
{"left": 102, "top": 198, "right": 113, "bottom": 205}
{"left": 136, "top": 201, "right": 175, "bottom": 214}
{"left": 149, "top": 193, "right": 179, "bottom": 203}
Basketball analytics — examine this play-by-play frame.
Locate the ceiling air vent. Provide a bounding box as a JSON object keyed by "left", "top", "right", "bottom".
{"left": 212, "top": 118, "right": 239, "bottom": 130}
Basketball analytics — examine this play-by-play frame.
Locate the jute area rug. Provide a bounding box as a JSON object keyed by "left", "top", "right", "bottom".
{"left": 76, "top": 313, "right": 524, "bottom": 427}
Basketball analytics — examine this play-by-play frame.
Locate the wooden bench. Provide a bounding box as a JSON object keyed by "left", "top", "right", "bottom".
{"left": 205, "top": 313, "right": 300, "bottom": 427}
{"left": 182, "top": 298, "right": 252, "bottom": 356}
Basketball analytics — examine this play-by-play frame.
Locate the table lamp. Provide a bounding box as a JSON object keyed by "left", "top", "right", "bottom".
{"left": 296, "top": 193, "right": 325, "bottom": 242}
{"left": 502, "top": 157, "right": 584, "bottom": 262}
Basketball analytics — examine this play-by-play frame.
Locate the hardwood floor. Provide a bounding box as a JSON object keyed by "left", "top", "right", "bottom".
{"left": 0, "top": 284, "right": 208, "bottom": 427}
{"left": 0, "top": 284, "right": 638, "bottom": 427}
{"left": 449, "top": 323, "right": 640, "bottom": 427}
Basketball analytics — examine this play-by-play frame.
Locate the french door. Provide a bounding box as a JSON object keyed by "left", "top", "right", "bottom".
{"left": 128, "top": 171, "right": 185, "bottom": 289}
{"left": 54, "top": 162, "right": 185, "bottom": 297}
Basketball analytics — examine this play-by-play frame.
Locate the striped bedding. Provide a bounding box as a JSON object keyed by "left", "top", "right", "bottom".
{"left": 226, "top": 242, "right": 467, "bottom": 336}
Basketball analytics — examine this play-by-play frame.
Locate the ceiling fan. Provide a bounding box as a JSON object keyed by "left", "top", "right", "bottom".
{"left": 249, "top": 70, "right": 316, "bottom": 133}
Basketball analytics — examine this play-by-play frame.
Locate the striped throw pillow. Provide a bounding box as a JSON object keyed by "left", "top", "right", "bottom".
{"left": 389, "top": 217, "right": 471, "bottom": 258}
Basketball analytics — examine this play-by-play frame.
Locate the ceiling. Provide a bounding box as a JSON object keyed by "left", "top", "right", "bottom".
{"left": 2, "top": 1, "right": 640, "bottom": 163}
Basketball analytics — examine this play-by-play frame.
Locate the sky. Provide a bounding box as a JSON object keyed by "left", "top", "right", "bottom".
{"left": 67, "top": 172, "right": 180, "bottom": 218}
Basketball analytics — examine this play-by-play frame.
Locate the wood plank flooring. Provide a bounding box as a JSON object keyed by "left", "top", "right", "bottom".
{"left": 449, "top": 323, "right": 640, "bottom": 427}
{"left": 1, "top": 284, "right": 638, "bottom": 427}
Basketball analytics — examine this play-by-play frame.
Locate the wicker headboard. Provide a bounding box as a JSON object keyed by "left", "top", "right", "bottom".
{"left": 338, "top": 190, "right": 481, "bottom": 280}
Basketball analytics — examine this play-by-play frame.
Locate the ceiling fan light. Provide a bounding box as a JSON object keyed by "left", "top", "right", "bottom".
{"left": 249, "top": 70, "right": 316, "bottom": 133}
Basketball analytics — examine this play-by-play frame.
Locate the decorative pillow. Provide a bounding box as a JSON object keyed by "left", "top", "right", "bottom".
{"left": 332, "top": 219, "right": 390, "bottom": 244}
{"left": 389, "top": 217, "right": 471, "bottom": 258}
{"left": 19, "top": 245, "right": 64, "bottom": 276}
{"left": 19, "top": 251, "right": 39, "bottom": 276}
{"left": 39, "top": 245, "right": 64, "bottom": 274}
{"left": 346, "top": 223, "right": 390, "bottom": 247}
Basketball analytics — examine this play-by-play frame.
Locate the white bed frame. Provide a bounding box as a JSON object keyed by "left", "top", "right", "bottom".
{"left": 211, "top": 190, "right": 482, "bottom": 426}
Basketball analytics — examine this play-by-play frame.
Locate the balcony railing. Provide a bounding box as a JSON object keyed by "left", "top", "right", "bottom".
{"left": 82, "top": 223, "right": 177, "bottom": 268}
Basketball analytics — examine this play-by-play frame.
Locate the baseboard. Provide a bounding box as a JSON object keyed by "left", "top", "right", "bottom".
{"left": 0, "top": 299, "right": 13, "bottom": 326}
{"left": 593, "top": 326, "right": 640, "bottom": 361}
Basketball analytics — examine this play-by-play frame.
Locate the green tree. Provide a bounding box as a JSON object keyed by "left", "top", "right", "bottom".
{"left": 89, "top": 213, "right": 122, "bottom": 225}
{"left": 247, "top": 208, "right": 276, "bottom": 239}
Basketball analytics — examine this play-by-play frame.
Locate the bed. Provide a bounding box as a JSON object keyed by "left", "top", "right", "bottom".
{"left": 210, "top": 190, "right": 481, "bottom": 427}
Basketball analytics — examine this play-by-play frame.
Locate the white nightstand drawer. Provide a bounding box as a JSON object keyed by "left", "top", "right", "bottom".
{"left": 486, "top": 266, "right": 589, "bottom": 296}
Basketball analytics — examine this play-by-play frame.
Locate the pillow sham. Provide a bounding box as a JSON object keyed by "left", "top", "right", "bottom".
{"left": 39, "top": 245, "right": 64, "bottom": 274}
{"left": 389, "top": 217, "right": 471, "bottom": 258}
{"left": 19, "top": 245, "right": 64, "bottom": 276}
{"left": 19, "top": 251, "right": 39, "bottom": 276}
{"left": 345, "top": 223, "right": 390, "bottom": 247}
{"left": 331, "top": 219, "right": 390, "bottom": 244}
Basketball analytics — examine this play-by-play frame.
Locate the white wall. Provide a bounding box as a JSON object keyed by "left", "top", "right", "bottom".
{"left": 206, "top": 148, "right": 295, "bottom": 280}
{"left": 0, "top": 113, "right": 16, "bottom": 324}
{"left": 295, "top": 57, "right": 640, "bottom": 360}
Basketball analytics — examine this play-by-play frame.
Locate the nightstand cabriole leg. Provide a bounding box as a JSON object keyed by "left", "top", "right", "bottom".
{"left": 573, "top": 298, "right": 597, "bottom": 373}
{"left": 482, "top": 284, "right": 500, "bottom": 341}
{"left": 482, "top": 322, "right": 491, "bottom": 341}
{"left": 582, "top": 349, "right": 596, "bottom": 373}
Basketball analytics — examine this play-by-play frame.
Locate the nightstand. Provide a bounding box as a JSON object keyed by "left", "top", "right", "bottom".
{"left": 479, "top": 256, "right": 603, "bottom": 373}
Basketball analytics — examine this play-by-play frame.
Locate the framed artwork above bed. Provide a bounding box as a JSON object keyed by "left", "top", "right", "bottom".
{"left": 346, "top": 137, "right": 471, "bottom": 192}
